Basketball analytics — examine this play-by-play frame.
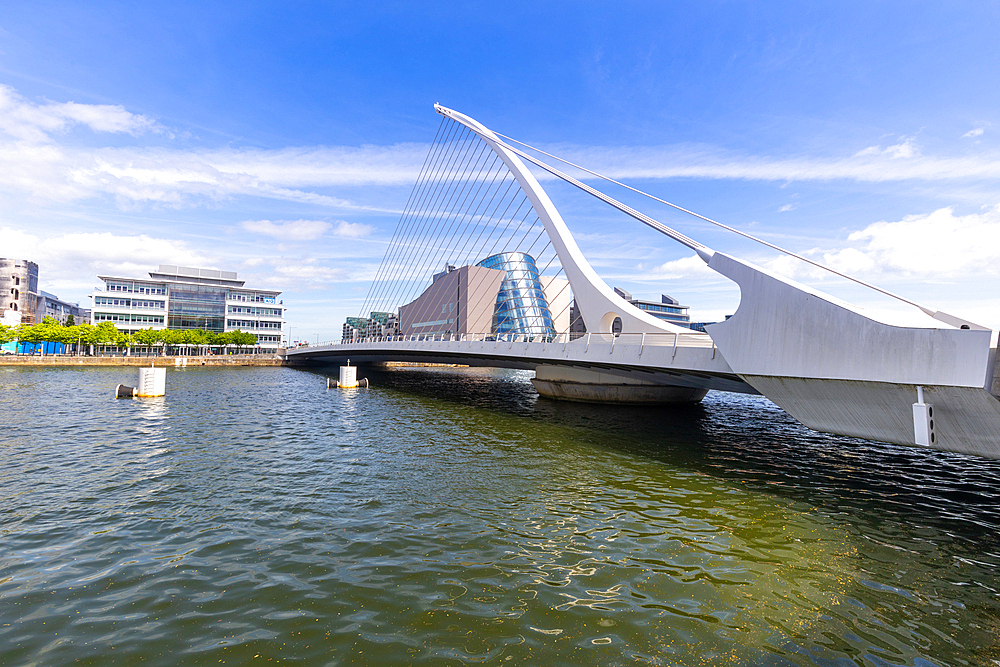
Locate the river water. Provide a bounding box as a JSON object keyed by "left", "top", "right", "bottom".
{"left": 1, "top": 365, "right": 998, "bottom": 666}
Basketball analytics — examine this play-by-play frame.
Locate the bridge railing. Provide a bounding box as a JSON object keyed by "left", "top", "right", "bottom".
{"left": 319, "top": 331, "right": 716, "bottom": 352}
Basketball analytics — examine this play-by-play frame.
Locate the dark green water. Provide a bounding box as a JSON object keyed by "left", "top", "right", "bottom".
{"left": 1, "top": 365, "right": 998, "bottom": 666}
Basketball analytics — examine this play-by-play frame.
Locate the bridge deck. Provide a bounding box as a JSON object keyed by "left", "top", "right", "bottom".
{"left": 286, "top": 332, "right": 756, "bottom": 394}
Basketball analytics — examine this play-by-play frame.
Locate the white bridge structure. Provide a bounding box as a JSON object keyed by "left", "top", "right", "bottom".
{"left": 288, "top": 105, "right": 1000, "bottom": 459}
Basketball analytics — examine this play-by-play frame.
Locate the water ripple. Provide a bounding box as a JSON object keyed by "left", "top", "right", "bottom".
{"left": 1, "top": 365, "right": 998, "bottom": 665}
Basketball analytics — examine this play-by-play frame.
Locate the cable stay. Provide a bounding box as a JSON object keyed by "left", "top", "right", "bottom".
{"left": 485, "top": 131, "right": 982, "bottom": 329}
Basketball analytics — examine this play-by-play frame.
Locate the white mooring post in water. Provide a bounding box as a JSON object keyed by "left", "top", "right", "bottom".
{"left": 339, "top": 359, "right": 358, "bottom": 388}
{"left": 137, "top": 361, "right": 167, "bottom": 397}
{"left": 327, "top": 360, "right": 368, "bottom": 389}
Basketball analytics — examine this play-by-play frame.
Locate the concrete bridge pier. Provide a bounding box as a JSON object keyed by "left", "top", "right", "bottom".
{"left": 530, "top": 365, "right": 709, "bottom": 404}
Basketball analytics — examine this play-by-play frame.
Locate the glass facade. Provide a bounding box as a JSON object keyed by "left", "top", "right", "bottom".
{"left": 476, "top": 252, "right": 555, "bottom": 336}
{"left": 167, "top": 284, "right": 227, "bottom": 331}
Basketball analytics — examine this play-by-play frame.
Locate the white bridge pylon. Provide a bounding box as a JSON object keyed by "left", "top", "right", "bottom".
{"left": 433, "top": 105, "right": 691, "bottom": 337}
{"left": 289, "top": 105, "right": 1000, "bottom": 460}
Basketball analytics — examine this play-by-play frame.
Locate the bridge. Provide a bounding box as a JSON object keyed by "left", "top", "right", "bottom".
{"left": 288, "top": 105, "right": 1000, "bottom": 460}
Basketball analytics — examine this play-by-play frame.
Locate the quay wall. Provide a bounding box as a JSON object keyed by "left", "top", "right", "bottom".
{"left": 0, "top": 355, "right": 286, "bottom": 367}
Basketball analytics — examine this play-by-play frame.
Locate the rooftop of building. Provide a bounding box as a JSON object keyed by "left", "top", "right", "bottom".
{"left": 96, "top": 265, "right": 281, "bottom": 295}
{"left": 613, "top": 287, "right": 688, "bottom": 309}
{"left": 40, "top": 291, "right": 83, "bottom": 307}
{"left": 149, "top": 265, "right": 245, "bottom": 287}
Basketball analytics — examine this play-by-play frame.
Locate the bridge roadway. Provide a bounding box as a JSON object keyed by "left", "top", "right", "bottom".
{"left": 285, "top": 331, "right": 757, "bottom": 395}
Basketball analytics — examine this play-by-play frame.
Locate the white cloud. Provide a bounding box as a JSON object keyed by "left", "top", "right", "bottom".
{"left": 534, "top": 138, "right": 1000, "bottom": 185}
{"left": 242, "top": 219, "right": 331, "bottom": 241}
{"left": 0, "top": 226, "right": 211, "bottom": 295}
{"left": 0, "top": 141, "right": 427, "bottom": 209}
{"left": 644, "top": 254, "right": 713, "bottom": 280}
{"left": 0, "top": 84, "right": 162, "bottom": 143}
{"left": 330, "top": 220, "right": 373, "bottom": 238}
{"left": 241, "top": 218, "right": 374, "bottom": 241}
{"left": 963, "top": 128, "right": 985, "bottom": 138}
{"left": 3, "top": 82, "right": 1000, "bottom": 215}
{"left": 778, "top": 203, "right": 797, "bottom": 212}
{"left": 271, "top": 260, "right": 353, "bottom": 287}
{"left": 828, "top": 206, "right": 1000, "bottom": 279}
{"left": 751, "top": 206, "right": 1000, "bottom": 287}
{"left": 853, "top": 136, "right": 919, "bottom": 159}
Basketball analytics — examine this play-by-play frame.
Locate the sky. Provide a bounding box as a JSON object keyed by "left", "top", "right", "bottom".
{"left": 1, "top": 1, "right": 999, "bottom": 341}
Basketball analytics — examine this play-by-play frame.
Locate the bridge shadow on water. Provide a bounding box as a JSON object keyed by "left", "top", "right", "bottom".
{"left": 313, "top": 364, "right": 1000, "bottom": 546}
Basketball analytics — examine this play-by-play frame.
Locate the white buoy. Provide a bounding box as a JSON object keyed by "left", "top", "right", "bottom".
{"left": 338, "top": 359, "right": 359, "bottom": 388}
{"left": 137, "top": 362, "right": 166, "bottom": 397}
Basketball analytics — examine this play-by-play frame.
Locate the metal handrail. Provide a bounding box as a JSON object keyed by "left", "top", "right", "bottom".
{"left": 323, "top": 331, "right": 716, "bottom": 349}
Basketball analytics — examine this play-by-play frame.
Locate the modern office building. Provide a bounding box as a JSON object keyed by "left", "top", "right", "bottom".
{"left": 394, "top": 253, "right": 569, "bottom": 337}
{"left": 0, "top": 258, "right": 40, "bottom": 324}
{"left": 90, "top": 265, "right": 285, "bottom": 350}
{"left": 476, "top": 252, "right": 567, "bottom": 336}
{"left": 613, "top": 288, "right": 691, "bottom": 327}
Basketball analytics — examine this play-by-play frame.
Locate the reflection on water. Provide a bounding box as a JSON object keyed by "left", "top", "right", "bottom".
{"left": 0, "top": 365, "right": 998, "bottom": 666}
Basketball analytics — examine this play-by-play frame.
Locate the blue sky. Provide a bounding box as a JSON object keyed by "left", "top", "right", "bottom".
{"left": 1, "top": 1, "right": 999, "bottom": 340}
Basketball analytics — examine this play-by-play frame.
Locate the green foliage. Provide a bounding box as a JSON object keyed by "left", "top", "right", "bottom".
{"left": 132, "top": 328, "right": 161, "bottom": 346}
{"left": 92, "top": 322, "right": 120, "bottom": 345}
{"left": 6, "top": 320, "right": 265, "bottom": 352}
{"left": 65, "top": 314, "right": 75, "bottom": 326}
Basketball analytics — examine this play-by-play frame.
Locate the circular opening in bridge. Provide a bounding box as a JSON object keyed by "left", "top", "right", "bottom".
{"left": 600, "top": 311, "right": 623, "bottom": 334}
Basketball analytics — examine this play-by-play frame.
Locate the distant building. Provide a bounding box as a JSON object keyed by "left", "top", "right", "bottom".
{"left": 89, "top": 265, "right": 285, "bottom": 351}
{"left": 365, "top": 312, "right": 397, "bottom": 338}
{"left": 38, "top": 291, "right": 90, "bottom": 325}
{"left": 338, "top": 312, "right": 398, "bottom": 342}
{"left": 344, "top": 253, "right": 570, "bottom": 341}
{"left": 569, "top": 300, "right": 587, "bottom": 335}
{"left": 613, "top": 288, "right": 691, "bottom": 327}
{"left": 397, "top": 254, "right": 569, "bottom": 337}
{"left": 688, "top": 315, "right": 731, "bottom": 333}
{"left": 0, "top": 258, "right": 39, "bottom": 324}
{"left": 342, "top": 317, "right": 369, "bottom": 342}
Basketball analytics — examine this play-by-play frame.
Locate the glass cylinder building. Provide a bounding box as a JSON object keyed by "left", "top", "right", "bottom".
{"left": 475, "top": 252, "right": 556, "bottom": 336}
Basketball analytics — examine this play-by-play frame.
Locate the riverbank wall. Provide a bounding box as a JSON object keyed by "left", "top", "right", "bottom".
{"left": 0, "top": 355, "right": 287, "bottom": 367}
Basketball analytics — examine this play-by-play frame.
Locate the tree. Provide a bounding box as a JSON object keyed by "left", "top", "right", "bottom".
{"left": 115, "top": 329, "right": 134, "bottom": 354}
{"left": 181, "top": 329, "right": 207, "bottom": 346}
{"left": 132, "top": 328, "right": 161, "bottom": 346}
{"left": 76, "top": 323, "right": 98, "bottom": 350}
{"left": 0, "top": 324, "right": 16, "bottom": 346}
{"left": 65, "top": 314, "right": 75, "bottom": 326}
{"left": 33, "top": 317, "right": 67, "bottom": 344}
{"left": 231, "top": 330, "right": 257, "bottom": 351}
{"left": 16, "top": 322, "right": 42, "bottom": 345}
{"left": 91, "top": 322, "right": 120, "bottom": 346}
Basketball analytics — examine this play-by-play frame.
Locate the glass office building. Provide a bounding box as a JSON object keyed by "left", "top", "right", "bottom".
{"left": 90, "top": 265, "right": 285, "bottom": 350}
{"left": 613, "top": 287, "right": 691, "bottom": 327}
{"left": 476, "top": 252, "right": 556, "bottom": 336}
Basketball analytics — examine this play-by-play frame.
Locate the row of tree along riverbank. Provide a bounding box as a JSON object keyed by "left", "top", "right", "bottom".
{"left": 1, "top": 317, "right": 269, "bottom": 356}
{"left": 0, "top": 355, "right": 285, "bottom": 366}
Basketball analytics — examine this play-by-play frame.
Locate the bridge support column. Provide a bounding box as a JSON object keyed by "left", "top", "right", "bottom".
{"left": 530, "top": 365, "right": 708, "bottom": 404}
